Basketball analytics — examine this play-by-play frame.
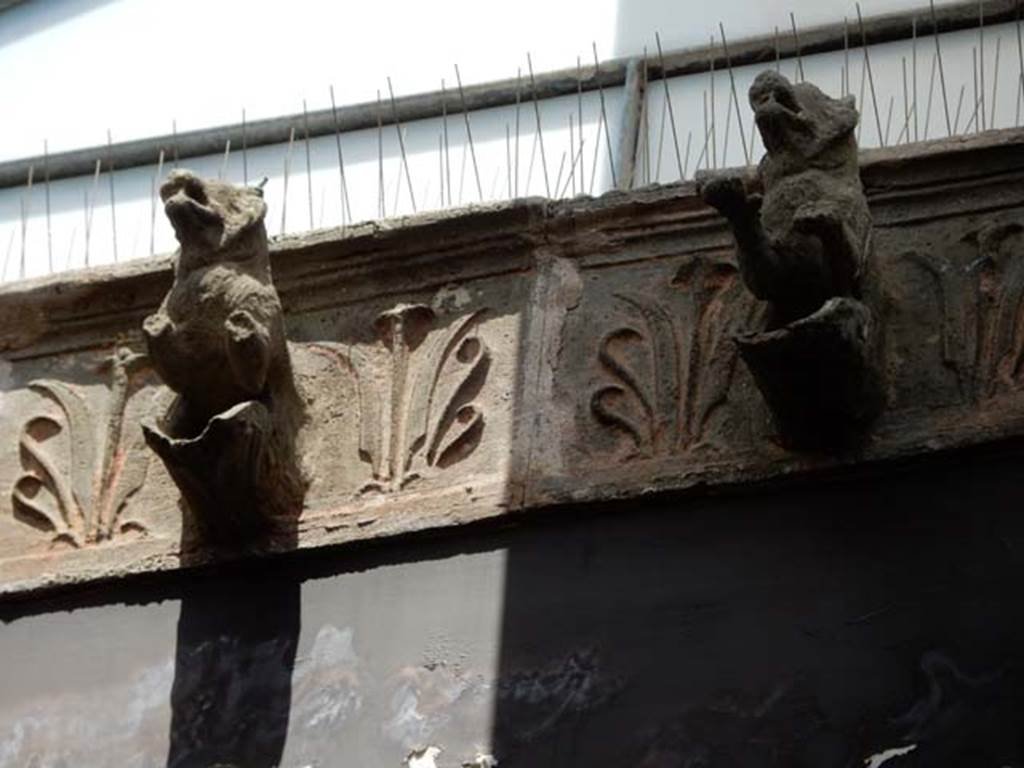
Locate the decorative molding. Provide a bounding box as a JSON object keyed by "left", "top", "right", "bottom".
{"left": 309, "top": 305, "right": 490, "bottom": 494}
{"left": 4, "top": 129, "right": 1024, "bottom": 597}
{"left": 11, "top": 347, "right": 150, "bottom": 548}
{"left": 888, "top": 218, "right": 1024, "bottom": 405}
{"left": 591, "top": 256, "right": 757, "bottom": 458}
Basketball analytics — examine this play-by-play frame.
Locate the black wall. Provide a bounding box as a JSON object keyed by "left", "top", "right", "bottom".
{"left": 2, "top": 443, "right": 1023, "bottom": 767}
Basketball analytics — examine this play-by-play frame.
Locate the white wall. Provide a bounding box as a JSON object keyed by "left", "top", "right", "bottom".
{"left": 0, "top": 0, "right": 625, "bottom": 162}
{"left": 0, "top": 88, "right": 622, "bottom": 278}
{"left": 0, "top": 0, "right": 969, "bottom": 161}
{"left": 644, "top": 20, "right": 1024, "bottom": 182}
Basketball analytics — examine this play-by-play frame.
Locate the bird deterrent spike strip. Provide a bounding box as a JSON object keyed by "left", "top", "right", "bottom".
{"left": 7, "top": 7, "right": 1024, "bottom": 281}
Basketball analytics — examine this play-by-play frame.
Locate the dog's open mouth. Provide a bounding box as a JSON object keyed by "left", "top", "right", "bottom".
{"left": 164, "top": 194, "right": 221, "bottom": 227}
{"left": 754, "top": 87, "right": 803, "bottom": 125}
{"left": 753, "top": 84, "right": 812, "bottom": 151}
{"left": 161, "top": 174, "right": 222, "bottom": 231}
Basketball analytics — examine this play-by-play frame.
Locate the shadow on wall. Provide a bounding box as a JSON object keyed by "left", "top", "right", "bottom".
{"left": 164, "top": 572, "right": 300, "bottom": 768}
{"left": 488, "top": 442, "right": 1024, "bottom": 767}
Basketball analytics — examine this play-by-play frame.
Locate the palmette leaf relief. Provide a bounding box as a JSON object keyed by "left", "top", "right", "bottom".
{"left": 590, "top": 261, "right": 757, "bottom": 460}
{"left": 308, "top": 307, "right": 491, "bottom": 495}
{"left": 9, "top": 349, "right": 152, "bottom": 549}
{"left": 363, "top": 306, "right": 490, "bottom": 493}
{"left": 891, "top": 220, "right": 1024, "bottom": 404}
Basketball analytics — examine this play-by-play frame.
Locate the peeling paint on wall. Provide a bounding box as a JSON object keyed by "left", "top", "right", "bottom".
{"left": 461, "top": 753, "right": 499, "bottom": 767}
{"left": 432, "top": 284, "right": 474, "bottom": 313}
{"left": 291, "top": 625, "right": 363, "bottom": 732}
{"left": 864, "top": 744, "right": 917, "bottom": 767}
{"left": 0, "top": 660, "right": 173, "bottom": 767}
{"left": 406, "top": 745, "right": 442, "bottom": 768}
{"left": 384, "top": 661, "right": 490, "bottom": 748}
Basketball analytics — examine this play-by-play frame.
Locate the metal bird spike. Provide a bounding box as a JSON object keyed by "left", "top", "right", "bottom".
{"left": 20, "top": 166, "right": 32, "bottom": 280}
{"left": 64, "top": 226, "right": 76, "bottom": 272}
{"left": 1016, "top": 1, "right": 1024, "bottom": 126}
{"left": 748, "top": 110, "right": 758, "bottom": 159}
{"left": 507, "top": 123, "right": 514, "bottom": 198}
{"left": 577, "top": 56, "right": 585, "bottom": 193}
{"left": 856, "top": 3, "right": 885, "bottom": 147}
{"left": 641, "top": 48, "right": 651, "bottom": 185}
{"left": 391, "top": 128, "right": 406, "bottom": 216}
{"left": 514, "top": 69, "right": 522, "bottom": 199}
{"left": 558, "top": 138, "right": 586, "bottom": 198}
{"left": 553, "top": 150, "right": 567, "bottom": 196}
{"left": 442, "top": 78, "right": 452, "bottom": 206}
{"left": 43, "top": 139, "right": 52, "bottom": 272}
{"left": 930, "top": 0, "right": 952, "bottom": 135}
{"left": 3, "top": 228, "right": 15, "bottom": 282}
{"left": 702, "top": 89, "right": 710, "bottom": 170}
{"left": 84, "top": 158, "right": 101, "bottom": 267}
{"left": 924, "top": 51, "right": 938, "bottom": 140}
{"left": 438, "top": 132, "right": 445, "bottom": 208}
{"left": 682, "top": 129, "right": 692, "bottom": 180}
{"left": 377, "top": 90, "right": 385, "bottom": 218}
{"left": 587, "top": 104, "right": 602, "bottom": 195}
{"left": 721, "top": 72, "right": 734, "bottom": 166}
{"left": 81, "top": 188, "right": 90, "bottom": 269}
{"left": 991, "top": 35, "right": 1002, "bottom": 130}
{"left": 220, "top": 138, "right": 231, "bottom": 181}
{"left": 953, "top": 83, "right": 967, "bottom": 134}
{"left": 719, "top": 22, "right": 750, "bottom": 165}
{"left": 569, "top": 113, "right": 577, "bottom": 194}
{"left": 302, "top": 99, "right": 314, "bottom": 228}
{"left": 979, "top": 0, "right": 986, "bottom": 131}
{"left": 526, "top": 53, "right": 551, "bottom": 197}
{"left": 973, "top": 46, "right": 981, "bottom": 134}
{"left": 592, "top": 42, "right": 618, "bottom": 188}
{"left": 709, "top": 34, "right": 717, "bottom": 169}
{"left": 172, "top": 119, "right": 180, "bottom": 168}
{"left": 965, "top": 93, "right": 986, "bottom": 133}
{"left": 790, "top": 12, "right": 805, "bottom": 82}
{"left": 883, "top": 95, "right": 895, "bottom": 146}
{"left": 654, "top": 67, "right": 668, "bottom": 182}
{"left": 329, "top": 85, "right": 353, "bottom": 226}
{"left": 844, "top": 17, "right": 851, "bottom": 97}
{"left": 913, "top": 16, "right": 919, "bottom": 140}
{"left": 282, "top": 124, "right": 296, "bottom": 235}
{"left": 107, "top": 129, "right": 118, "bottom": 263}
{"left": 655, "top": 32, "right": 684, "bottom": 181}
{"left": 242, "top": 108, "right": 249, "bottom": 185}
{"left": 902, "top": 57, "right": 910, "bottom": 144}
{"left": 150, "top": 148, "right": 165, "bottom": 256}
{"left": 454, "top": 63, "right": 484, "bottom": 202}
{"left": 388, "top": 77, "right": 417, "bottom": 213}
{"left": 527, "top": 114, "right": 540, "bottom": 195}
{"left": 458, "top": 134, "right": 470, "bottom": 204}
{"left": 896, "top": 102, "right": 918, "bottom": 145}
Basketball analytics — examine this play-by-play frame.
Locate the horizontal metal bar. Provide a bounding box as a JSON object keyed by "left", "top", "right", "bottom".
{"left": 0, "top": 0, "right": 1016, "bottom": 190}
